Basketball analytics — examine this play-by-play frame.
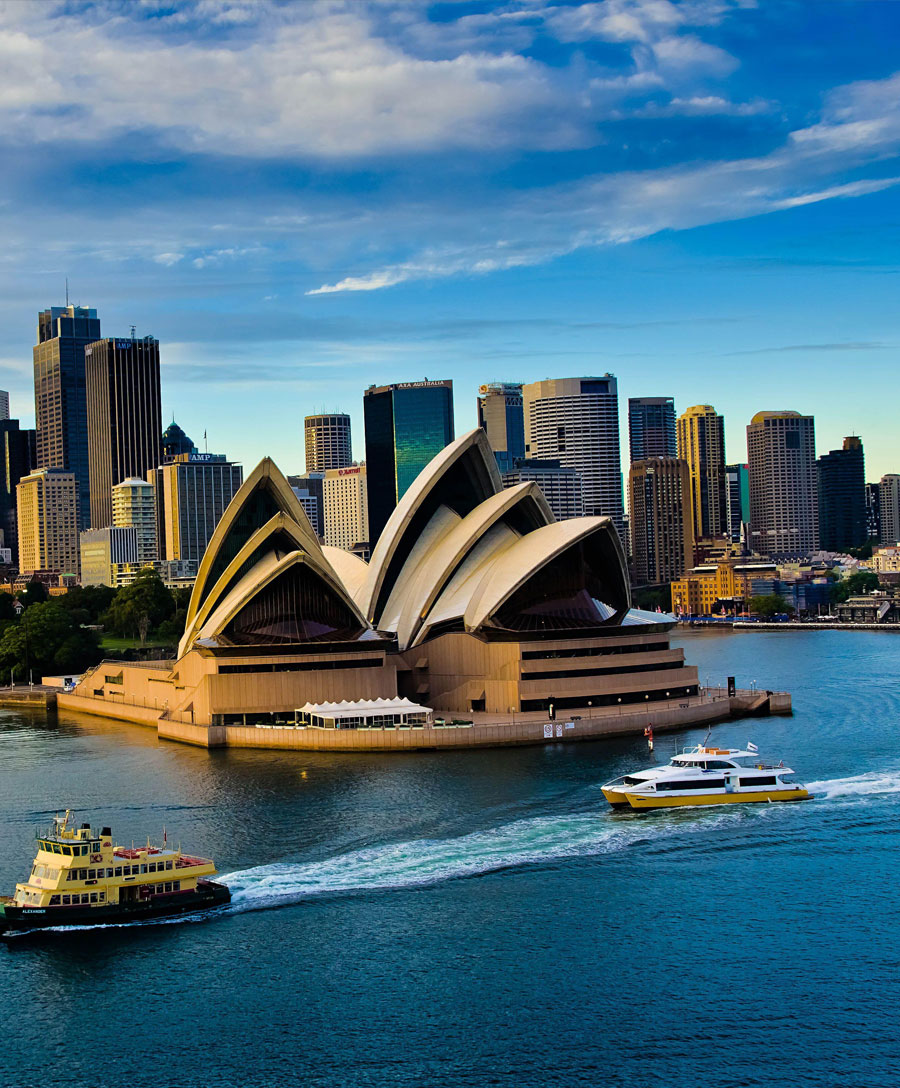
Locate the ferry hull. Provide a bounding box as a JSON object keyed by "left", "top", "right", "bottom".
{"left": 0, "top": 881, "right": 230, "bottom": 935}
{"left": 624, "top": 788, "right": 811, "bottom": 810}
{"left": 601, "top": 787, "right": 631, "bottom": 807}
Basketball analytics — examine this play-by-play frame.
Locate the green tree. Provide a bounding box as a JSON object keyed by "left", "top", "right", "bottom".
{"left": 747, "top": 594, "right": 794, "bottom": 618}
{"left": 0, "top": 592, "right": 16, "bottom": 622}
{"left": 20, "top": 580, "right": 48, "bottom": 608}
{"left": 101, "top": 569, "right": 175, "bottom": 640}
{"left": 0, "top": 601, "right": 101, "bottom": 680}
{"left": 830, "top": 570, "right": 880, "bottom": 604}
{"left": 58, "top": 584, "right": 116, "bottom": 624}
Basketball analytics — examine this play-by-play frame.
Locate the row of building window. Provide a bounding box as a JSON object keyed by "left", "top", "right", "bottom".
{"left": 520, "top": 685, "right": 698, "bottom": 712}
{"left": 217, "top": 658, "right": 381, "bottom": 674}
{"left": 522, "top": 641, "right": 668, "bottom": 660}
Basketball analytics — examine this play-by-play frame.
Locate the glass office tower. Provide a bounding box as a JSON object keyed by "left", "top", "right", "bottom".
{"left": 364, "top": 380, "right": 454, "bottom": 545}
{"left": 34, "top": 304, "right": 101, "bottom": 529}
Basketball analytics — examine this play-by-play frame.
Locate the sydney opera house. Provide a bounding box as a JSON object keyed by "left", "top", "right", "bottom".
{"left": 58, "top": 430, "right": 761, "bottom": 751}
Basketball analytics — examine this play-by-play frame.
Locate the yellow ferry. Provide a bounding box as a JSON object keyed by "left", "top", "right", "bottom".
{"left": 0, "top": 811, "right": 230, "bottom": 934}
{"left": 602, "top": 744, "right": 812, "bottom": 810}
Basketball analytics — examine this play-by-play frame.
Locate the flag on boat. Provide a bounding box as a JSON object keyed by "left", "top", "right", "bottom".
{"left": 747, "top": 741, "right": 758, "bottom": 753}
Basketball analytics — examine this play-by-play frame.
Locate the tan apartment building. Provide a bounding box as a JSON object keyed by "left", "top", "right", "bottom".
{"left": 677, "top": 404, "right": 727, "bottom": 546}
{"left": 323, "top": 464, "right": 368, "bottom": 551}
{"left": 17, "top": 468, "right": 80, "bottom": 576}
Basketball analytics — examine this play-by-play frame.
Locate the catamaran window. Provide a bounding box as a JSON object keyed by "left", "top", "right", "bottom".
{"left": 739, "top": 776, "right": 777, "bottom": 787}
{"left": 656, "top": 779, "right": 725, "bottom": 791}
{"left": 703, "top": 760, "right": 734, "bottom": 769}
{"left": 624, "top": 776, "right": 644, "bottom": 785}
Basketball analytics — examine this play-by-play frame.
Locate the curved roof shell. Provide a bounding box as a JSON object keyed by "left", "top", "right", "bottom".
{"left": 361, "top": 429, "right": 501, "bottom": 627}
{"left": 463, "top": 517, "right": 630, "bottom": 632}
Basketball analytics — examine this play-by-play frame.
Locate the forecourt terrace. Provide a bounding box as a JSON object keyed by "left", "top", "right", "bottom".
{"left": 58, "top": 430, "right": 789, "bottom": 749}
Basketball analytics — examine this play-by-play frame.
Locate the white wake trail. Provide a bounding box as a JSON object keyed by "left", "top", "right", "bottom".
{"left": 222, "top": 809, "right": 729, "bottom": 912}
{"left": 807, "top": 770, "right": 900, "bottom": 800}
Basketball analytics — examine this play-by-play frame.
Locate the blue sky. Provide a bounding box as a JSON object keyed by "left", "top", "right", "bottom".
{"left": 1, "top": 0, "right": 898, "bottom": 478}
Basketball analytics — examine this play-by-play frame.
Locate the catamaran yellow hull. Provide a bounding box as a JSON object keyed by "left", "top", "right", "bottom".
{"left": 624, "top": 788, "right": 811, "bottom": 809}
{"left": 601, "top": 787, "right": 631, "bottom": 806}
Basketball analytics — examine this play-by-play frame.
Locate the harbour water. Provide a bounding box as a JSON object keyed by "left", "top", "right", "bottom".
{"left": 2, "top": 629, "right": 899, "bottom": 1087}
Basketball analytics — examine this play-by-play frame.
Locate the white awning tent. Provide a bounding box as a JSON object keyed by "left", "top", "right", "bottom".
{"left": 295, "top": 697, "right": 434, "bottom": 729}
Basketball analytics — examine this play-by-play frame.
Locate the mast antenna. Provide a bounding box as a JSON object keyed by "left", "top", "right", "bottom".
{"left": 65, "top": 277, "right": 69, "bottom": 307}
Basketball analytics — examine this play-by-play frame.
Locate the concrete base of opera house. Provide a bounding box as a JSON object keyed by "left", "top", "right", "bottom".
{"left": 56, "top": 687, "right": 791, "bottom": 751}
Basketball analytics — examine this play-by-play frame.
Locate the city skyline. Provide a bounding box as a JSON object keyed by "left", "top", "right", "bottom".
{"left": 0, "top": 3, "right": 897, "bottom": 479}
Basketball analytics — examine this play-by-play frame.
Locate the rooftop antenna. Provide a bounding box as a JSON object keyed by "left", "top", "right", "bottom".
{"left": 65, "top": 277, "right": 69, "bottom": 307}
{"left": 131, "top": 325, "right": 136, "bottom": 340}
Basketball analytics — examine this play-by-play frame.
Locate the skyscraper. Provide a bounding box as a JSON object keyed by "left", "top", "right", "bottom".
{"left": 522, "top": 376, "right": 624, "bottom": 534}
{"left": 113, "top": 478, "right": 158, "bottom": 564}
{"left": 162, "top": 421, "right": 196, "bottom": 462}
{"left": 880, "top": 474, "right": 900, "bottom": 545}
{"left": 866, "top": 482, "right": 881, "bottom": 542}
{"left": 676, "top": 404, "right": 727, "bottom": 543}
{"left": 0, "top": 391, "right": 9, "bottom": 421}
{"left": 477, "top": 383, "right": 525, "bottom": 472}
{"left": 746, "top": 411, "right": 818, "bottom": 559}
{"left": 501, "top": 460, "right": 583, "bottom": 521}
{"left": 628, "top": 457, "right": 693, "bottom": 586}
{"left": 287, "top": 473, "right": 325, "bottom": 537}
{"left": 725, "top": 463, "right": 750, "bottom": 543}
{"left": 323, "top": 465, "right": 369, "bottom": 552}
{"left": 628, "top": 397, "right": 676, "bottom": 464}
{"left": 0, "top": 420, "right": 36, "bottom": 566}
{"left": 33, "top": 304, "right": 101, "bottom": 528}
{"left": 363, "top": 380, "right": 454, "bottom": 544}
{"left": 304, "top": 414, "right": 352, "bottom": 472}
{"left": 85, "top": 336, "right": 162, "bottom": 529}
{"left": 17, "top": 468, "right": 80, "bottom": 576}
{"left": 151, "top": 451, "right": 243, "bottom": 566}
{"left": 816, "top": 437, "right": 866, "bottom": 552}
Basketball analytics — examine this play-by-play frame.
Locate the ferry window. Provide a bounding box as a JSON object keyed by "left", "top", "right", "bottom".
{"left": 78, "top": 869, "right": 86, "bottom": 879}
{"left": 67, "top": 871, "right": 74, "bottom": 881}
{"left": 50, "top": 896, "right": 60, "bottom": 905}
{"left": 53, "top": 844, "right": 62, "bottom": 854}
{"left": 88, "top": 869, "right": 95, "bottom": 880}
{"left": 657, "top": 779, "right": 724, "bottom": 791}
{"left": 81, "top": 845, "right": 88, "bottom": 856}
{"left": 165, "top": 882, "right": 171, "bottom": 892}
{"left": 173, "top": 881, "right": 180, "bottom": 891}
{"left": 141, "top": 865, "right": 147, "bottom": 874}
{"left": 124, "top": 866, "right": 132, "bottom": 875}
{"left": 92, "top": 842, "right": 100, "bottom": 851}
{"left": 99, "top": 892, "right": 105, "bottom": 902}
{"left": 107, "top": 868, "right": 113, "bottom": 877}
{"left": 115, "top": 867, "right": 122, "bottom": 876}
{"left": 62, "top": 895, "right": 70, "bottom": 905}
{"left": 165, "top": 861, "right": 172, "bottom": 870}
{"left": 149, "top": 863, "right": 157, "bottom": 872}
{"left": 90, "top": 893, "right": 97, "bottom": 903}
{"left": 81, "top": 894, "right": 89, "bottom": 904}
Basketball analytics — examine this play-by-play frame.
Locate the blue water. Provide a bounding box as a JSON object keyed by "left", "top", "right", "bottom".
{"left": 2, "top": 630, "right": 899, "bottom": 1087}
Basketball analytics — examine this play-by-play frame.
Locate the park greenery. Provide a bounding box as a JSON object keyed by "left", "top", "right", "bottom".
{"left": 0, "top": 570, "right": 190, "bottom": 681}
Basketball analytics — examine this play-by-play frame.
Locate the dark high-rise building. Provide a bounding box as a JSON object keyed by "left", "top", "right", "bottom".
{"left": 725, "top": 463, "right": 750, "bottom": 543}
{"left": 0, "top": 419, "right": 37, "bottom": 565}
{"left": 628, "top": 397, "right": 676, "bottom": 464}
{"left": 162, "top": 421, "right": 196, "bottom": 462}
{"left": 287, "top": 473, "right": 325, "bottom": 537}
{"left": 85, "top": 336, "right": 162, "bottom": 529}
{"left": 866, "top": 482, "right": 881, "bottom": 542}
{"left": 363, "top": 380, "right": 454, "bottom": 545}
{"left": 628, "top": 457, "right": 693, "bottom": 586}
{"left": 34, "top": 304, "right": 101, "bottom": 528}
{"left": 477, "top": 383, "right": 525, "bottom": 473}
{"left": 817, "top": 437, "right": 866, "bottom": 552}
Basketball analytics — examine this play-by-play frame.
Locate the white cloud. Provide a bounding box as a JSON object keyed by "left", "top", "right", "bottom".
{"left": 153, "top": 252, "right": 184, "bottom": 266}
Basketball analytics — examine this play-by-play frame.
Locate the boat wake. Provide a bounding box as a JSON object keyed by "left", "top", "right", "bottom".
{"left": 11, "top": 767, "right": 900, "bottom": 937}
{"left": 222, "top": 808, "right": 730, "bottom": 914}
{"left": 806, "top": 770, "right": 900, "bottom": 800}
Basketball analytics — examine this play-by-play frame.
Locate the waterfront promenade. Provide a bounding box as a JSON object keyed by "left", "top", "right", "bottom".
{"left": 57, "top": 681, "right": 790, "bottom": 751}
